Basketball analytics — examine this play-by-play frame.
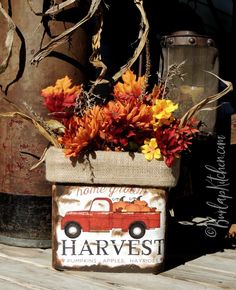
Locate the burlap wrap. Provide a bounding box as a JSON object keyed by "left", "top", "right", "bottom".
{"left": 45, "top": 147, "right": 180, "bottom": 187}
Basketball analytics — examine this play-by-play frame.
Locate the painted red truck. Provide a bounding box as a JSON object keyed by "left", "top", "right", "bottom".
{"left": 61, "top": 197, "right": 161, "bottom": 239}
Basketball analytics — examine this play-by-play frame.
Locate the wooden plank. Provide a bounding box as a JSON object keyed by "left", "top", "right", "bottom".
{"left": 0, "top": 244, "right": 51, "bottom": 268}
{"left": 0, "top": 244, "right": 50, "bottom": 259}
{"left": 214, "top": 249, "right": 236, "bottom": 260}
{"left": 0, "top": 247, "right": 222, "bottom": 290}
{"left": 163, "top": 264, "right": 236, "bottom": 289}
{"left": 0, "top": 278, "right": 31, "bottom": 290}
{"left": 185, "top": 253, "right": 236, "bottom": 275}
{"left": 71, "top": 271, "right": 223, "bottom": 290}
{"left": 0, "top": 274, "right": 51, "bottom": 290}
{"left": 1, "top": 244, "right": 236, "bottom": 289}
{"left": 0, "top": 257, "right": 115, "bottom": 290}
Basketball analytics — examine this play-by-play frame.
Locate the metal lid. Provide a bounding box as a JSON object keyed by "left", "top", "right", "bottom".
{"left": 160, "top": 30, "right": 216, "bottom": 47}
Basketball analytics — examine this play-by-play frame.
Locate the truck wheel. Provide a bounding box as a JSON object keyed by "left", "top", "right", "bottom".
{"left": 129, "top": 223, "right": 145, "bottom": 239}
{"left": 64, "top": 222, "right": 81, "bottom": 238}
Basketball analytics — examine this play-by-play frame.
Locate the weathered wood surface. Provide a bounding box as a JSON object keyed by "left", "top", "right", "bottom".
{"left": 0, "top": 244, "right": 235, "bottom": 290}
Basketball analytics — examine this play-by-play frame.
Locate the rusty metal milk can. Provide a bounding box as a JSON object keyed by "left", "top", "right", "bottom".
{"left": 0, "top": 0, "right": 89, "bottom": 247}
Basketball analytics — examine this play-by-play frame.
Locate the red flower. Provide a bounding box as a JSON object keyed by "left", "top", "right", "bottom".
{"left": 155, "top": 119, "right": 198, "bottom": 167}
{"left": 41, "top": 76, "right": 82, "bottom": 114}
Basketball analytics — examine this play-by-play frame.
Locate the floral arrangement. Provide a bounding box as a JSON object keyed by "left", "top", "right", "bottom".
{"left": 40, "top": 69, "right": 201, "bottom": 167}
{"left": 0, "top": 65, "right": 232, "bottom": 170}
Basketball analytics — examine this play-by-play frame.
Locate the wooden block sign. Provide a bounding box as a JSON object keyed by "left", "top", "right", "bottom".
{"left": 52, "top": 185, "right": 167, "bottom": 273}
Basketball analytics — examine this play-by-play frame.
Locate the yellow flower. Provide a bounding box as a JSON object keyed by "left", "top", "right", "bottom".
{"left": 152, "top": 99, "right": 178, "bottom": 120}
{"left": 141, "top": 138, "right": 161, "bottom": 161}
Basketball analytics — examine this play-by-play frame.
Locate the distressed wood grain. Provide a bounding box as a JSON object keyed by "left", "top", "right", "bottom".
{"left": 0, "top": 244, "right": 235, "bottom": 290}
{"left": 163, "top": 264, "right": 236, "bottom": 289}
{"left": 186, "top": 254, "right": 236, "bottom": 275}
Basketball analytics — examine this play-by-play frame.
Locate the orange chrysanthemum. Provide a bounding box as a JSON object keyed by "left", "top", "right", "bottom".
{"left": 59, "top": 106, "right": 103, "bottom": 157}
{"left": 101, "top": 100, "right": 153, "bottom": 149}
{"left": 113, "top": 69, "right": 145, "bottom": 104}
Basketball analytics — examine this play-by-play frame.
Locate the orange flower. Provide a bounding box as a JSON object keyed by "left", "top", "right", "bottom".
{"left": 41, "top": 76, "right": 82, "bottom": 113}
{"left": 113, "top": 69, "right": 145, "bottom": 104}
{"left": 144, "top": 84, "right": 164, "bottom": 103}
{"left": 102, "top": 101, "right": 127, "bottom": 124}
{"left": 100, "top": 100, "right": 153, "bottom": 149}
{"left": 59, "top": 106, "right": 103, "bottom": 157}
{"left": 129, "top": 103, "right": 153, "bottom": 129}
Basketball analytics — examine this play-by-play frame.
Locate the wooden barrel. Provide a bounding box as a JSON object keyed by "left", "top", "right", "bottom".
{"left": 0, "top": 0, "right": 89, "bottom": 247}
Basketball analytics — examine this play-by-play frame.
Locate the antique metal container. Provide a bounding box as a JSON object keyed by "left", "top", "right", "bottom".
{"left": 160, "top": 30, "right": 219, "bottom": 134}
{"left": 0, "top": 0, "right": 89, "bottom": 247}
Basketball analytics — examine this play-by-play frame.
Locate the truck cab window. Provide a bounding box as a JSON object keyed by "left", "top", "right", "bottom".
{"left": 91, "top": 199, "right": 110, "bottom": 212}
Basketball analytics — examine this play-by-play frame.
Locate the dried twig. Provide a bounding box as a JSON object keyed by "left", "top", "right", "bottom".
{"left": 23, "top": 102, "right": 59, "bottom": 138}
{"left": 74, "top": 90, "right": 105, "bottom": 116}
{"left": 30, "top": 146, "right": 50, "bottom": 170}
{"left": 111, "top": 0, "right": 149, "bottom": 83}
{"left": 162, "top": 61, "right": 186, "bottom": 98}
{"left": 0, "top": 111, "right": 61, "bottom": 148}
{"left": 31, "top": 0, "right": 102, "bottom": 64}
{"left": 88, "top": 7, "right": 108, "bottom": 94}
{"left": 0, "top": 94, "right": 22, "bottom": 111}
{"left": 44, "top": 0, "right": 77, "bottom": 16}
{"left": 27, "top": 0, "right": 77, "bottom": 17}
{"left": 140, "top": 38, "right": 151, "bottom": 100}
